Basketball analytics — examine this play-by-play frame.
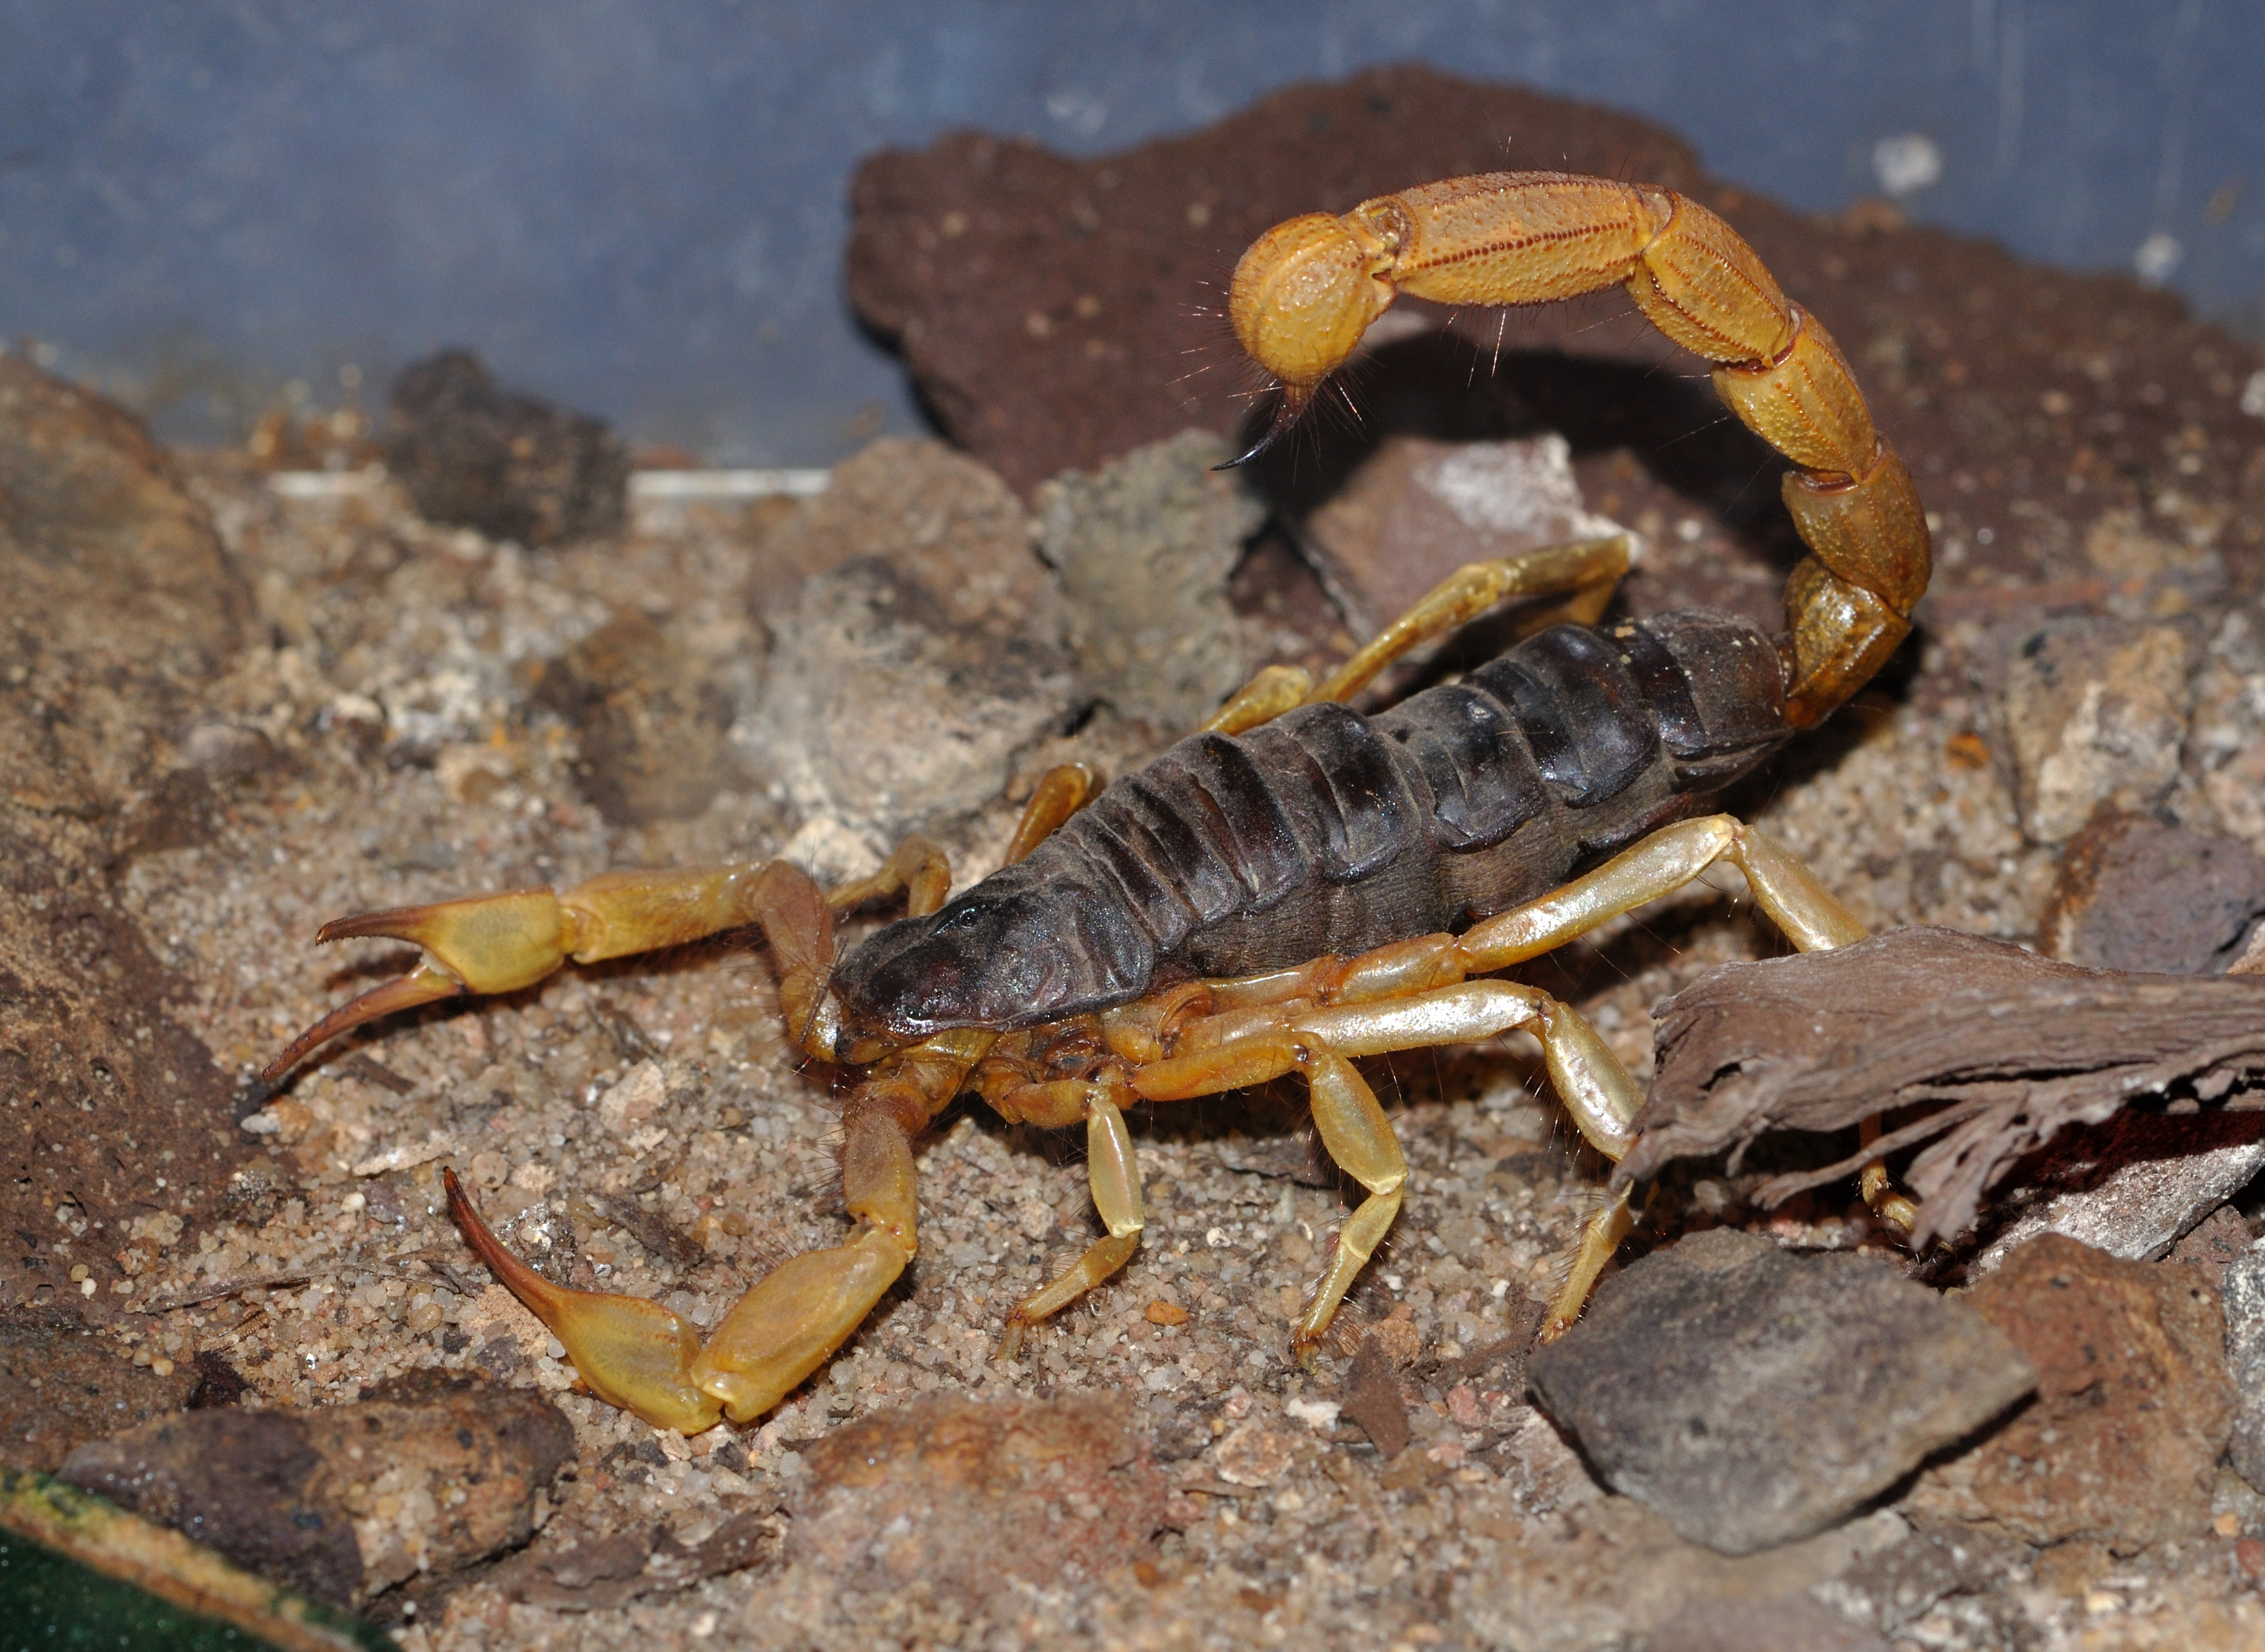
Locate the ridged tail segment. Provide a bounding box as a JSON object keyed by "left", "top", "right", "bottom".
{"left": 832, "top": 611, "right": 1792, "bottom": 1039}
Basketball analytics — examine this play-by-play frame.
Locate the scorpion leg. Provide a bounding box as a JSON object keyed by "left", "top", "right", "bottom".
{"left": 1458, "top": 814, "right": 1918, "bottom": 1269}
{"left": 1203, "top": 536, "right": 1632, "bottom": 737}
{"left": 1138, "top": 978, "right": 1646, "bottom": 1354}
{"left": 1294, "top": 1050, "right": 1406, "bottom": 1357}
{"left": 263, "top": 859, "right": 840, "bottom": 1083}
{"left": 1458, "top": 814, "right": 1866, "bottom": 968}
{"left": 827, "top": 834, "right": 953, "bottom": 918}
{"left": 998, "top": 1084, "right": 1145, "bottom": 1358}
{"left": 999, "top": 763, "right": 1100, "bottom": 866}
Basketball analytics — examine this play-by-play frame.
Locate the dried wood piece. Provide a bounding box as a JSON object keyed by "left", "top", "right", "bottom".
{"left": 1618, "top": 926, "right": 2265, "bottom": 1246}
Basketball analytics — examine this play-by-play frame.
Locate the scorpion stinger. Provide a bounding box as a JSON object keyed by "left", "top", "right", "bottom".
{"left": 261, "top": 169, "right": 1931, "bottom": 1434}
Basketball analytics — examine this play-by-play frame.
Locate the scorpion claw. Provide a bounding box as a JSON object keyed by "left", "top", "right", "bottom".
{"left": 259, "top": 962, "right": 464, "bottom": 1085}
{"left": 445, "top": 1168, "right": 722, "bottom": 1434}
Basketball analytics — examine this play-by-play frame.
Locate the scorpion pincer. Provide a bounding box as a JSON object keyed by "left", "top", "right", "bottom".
{"left": 261, "top": 169, "right": 1931, "bottom": 1434}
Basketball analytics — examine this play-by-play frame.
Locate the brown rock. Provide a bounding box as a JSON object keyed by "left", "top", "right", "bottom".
{"left": 1907, "top": 1234, "right": 2236, "bottom": 1551}
{"left": 2167, "top": 1204, "right": 2253, "bottom": 1286}
{"left": 384, "top": 349, "right": 629, "bottom": 546}
{"left": 58, "top": 1368, "right": 574, "bottom": 1607}
{"left": 1528, "top": 1228, "right": 2033, "bottom": 1556}
{"left": 1294, "top": 434, "right": 1633, "bottom": 642}
{"left": 0, "top": 1308, "right": 197, "bottom": 1471}
{"left": 0, "top": 358, "right": 255, "bottom": 1316}
{"left": 2002, "top": 620, "right": 2191, "bottom": 845}
{"left": 536, "top": 608, "right": 737, "bottom": 823}
{"left": 2038, "top": 810, "right": 2265, "bottom": 974}
{"left": 1338, "top": 1331, "right": 1413, "bottom": 1456}
{"left": 491, "top": 1508, "right": 782, "bottom": 1612}
{"left": 787, "top": 1392, "right": 1166, "bottom": 1604}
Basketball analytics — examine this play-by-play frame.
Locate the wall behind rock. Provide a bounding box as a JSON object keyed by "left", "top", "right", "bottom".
{"left": 0, "top": 0, "right": 2255, "bottom": 464}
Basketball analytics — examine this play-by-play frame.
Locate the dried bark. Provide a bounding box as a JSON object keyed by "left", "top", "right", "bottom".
{"left": 1618, "top": 927, "right": 2265, "bottom": 1245}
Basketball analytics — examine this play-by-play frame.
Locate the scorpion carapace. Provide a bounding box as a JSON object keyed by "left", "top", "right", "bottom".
{"left": 262, "top": 169, "right": 1929, "bottom": 1435}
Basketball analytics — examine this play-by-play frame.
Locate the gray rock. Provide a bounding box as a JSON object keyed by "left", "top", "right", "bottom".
{"left": 752, "top": 558, "right": 1074, "bottom": 865}
{"left": 1968, "top": 1110, "right": 2265, "bottom": 1277}
{"left": 1647, "top": 1594, "right": 1891, "bottom": 1652}
{"left": 2225, "top": 1240, "right": 2265, "bottom": 1492}
{"left": 1527, "top": 1229, "right": 2034, "bottom": 1557}
{"left": 1034, "top": 429, "right": 1264, "bottom": 731}
{"left": 2001, "top": 618, "right": 2191, "bottom": 845}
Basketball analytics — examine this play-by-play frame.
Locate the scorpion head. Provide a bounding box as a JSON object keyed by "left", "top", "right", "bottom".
{"left": 826, "top": 874, "right": 1150, "bottom": 1051}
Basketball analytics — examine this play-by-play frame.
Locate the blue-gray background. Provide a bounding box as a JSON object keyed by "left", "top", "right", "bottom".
{"left": 2, "top": 1, "right": 2255, "bottom": 464}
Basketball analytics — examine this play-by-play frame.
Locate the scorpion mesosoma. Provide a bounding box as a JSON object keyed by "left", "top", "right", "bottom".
{"left": 262, "top": 170, "right": 1931, "bottom": 1434}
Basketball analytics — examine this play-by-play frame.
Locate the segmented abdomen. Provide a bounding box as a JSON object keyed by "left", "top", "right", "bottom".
{"left": 833, "top": 609, "right": 1791, "bottom": 1038}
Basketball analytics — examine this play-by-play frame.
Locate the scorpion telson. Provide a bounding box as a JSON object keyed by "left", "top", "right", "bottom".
{"left": 264, "top": 169, "right": 1931, "bottom": 1435}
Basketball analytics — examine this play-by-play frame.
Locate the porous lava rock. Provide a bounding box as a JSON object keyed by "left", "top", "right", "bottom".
{"left": 1033, "top": 428, "right": 1264, "bottom": 729}
{"left": 384, "top": 349, "right": 629, "bottom": 547}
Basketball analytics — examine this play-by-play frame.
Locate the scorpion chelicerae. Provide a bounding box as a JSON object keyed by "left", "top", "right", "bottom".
{"left": 262, "top": 170, "right": 1930, "bottom": 1434}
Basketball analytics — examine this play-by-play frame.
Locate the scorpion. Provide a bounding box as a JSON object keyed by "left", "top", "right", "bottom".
{"left": 262, "top": 170, "right": 1930, "bottom": 1435}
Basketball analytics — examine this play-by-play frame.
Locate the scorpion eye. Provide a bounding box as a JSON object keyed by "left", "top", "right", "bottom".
{"left": 931, "top": 901, "right": 988, "bottom": 935}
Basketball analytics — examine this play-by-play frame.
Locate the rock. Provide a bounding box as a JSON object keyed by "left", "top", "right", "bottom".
{"left": 1968, "top": 1108, "right": 2265, "bottom": 1277}
{"left": 2168, "top": 1203, "right": 2254, "bottom": 1286}
{"left": 739, "top": 439, "right": 1075, "bottom": 860}
{"left": 0, "top": 1310, "right": 197, "bottom": 1471}
{"left": 2068, "top": 1598, "right": 2265, "bottom": 1651}
{"left": 490, "top": 1508, "right": 782, "bottom": 1612}
{"left": 786, "top": 1392, "right": 1166, "bottom": 1605}
{"left": 753, "top": 560, "right": 1072, "bottom": 863}
{"left": 1337, "top": 1330, "right": 1413, "bottom": 1456}
{"left": 1212, "top": 1421, "right": 1297, "bottom": 1488}
{"left": 2001, "top": 619, "right": 2191, "bottom": 845}
{"left": 2038, "top": 810, "right": 2265, "bottom": 973}
{"left": 1647, "top": 1593, "right": 1892, "bottom": 1652}
{"left": 384, "top": 349, "right": 629, "bottom": 546}
{"left": 752, "top": 437, "right": 1053, "bottom": 634}
{"left": 1907, "top": 1234, "right": 2236, "bottom": 1550}
{"left": 1033, "top": 429, "right": 1264, "bottom": 729}
{"left": 1294, "top": 434, "right": 1634, "bottom": 642}
{"left": 1824, "top": 1519, "right": 2031, "bottom": 1640}
{"left": 58, "top": 1368, "right": 574, "bottom": 1608}
{"left": 1527, "top": 1228, "right": 2033, "bottom": 1556}
{"left": 2222, "top": 1240, "right": 2265, "bottom": 1493}
{"left": 536, "top": 608, "right": 737, "bottom": 823}
{"left": 0, "top": 358, "right": 255, "bottom": 1315}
